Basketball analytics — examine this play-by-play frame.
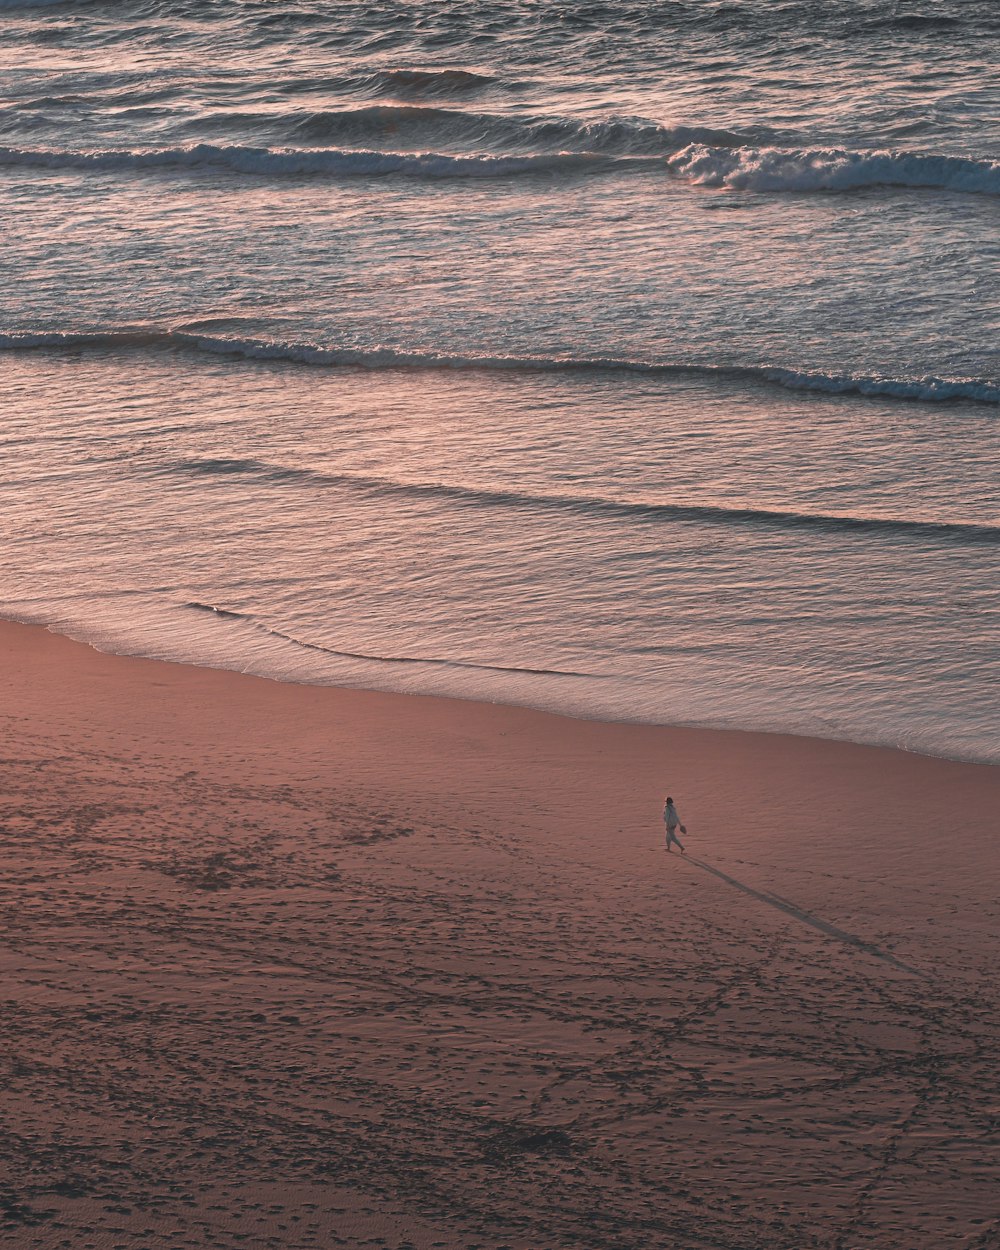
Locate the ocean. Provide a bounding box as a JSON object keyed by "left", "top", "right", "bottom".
{"left": 1, "top": 0, "right": 998, "bottom": 764}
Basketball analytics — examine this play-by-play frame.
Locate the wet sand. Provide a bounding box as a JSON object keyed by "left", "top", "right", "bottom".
{"left": 1, "top": 618, "right": 997, "bottom": 1250}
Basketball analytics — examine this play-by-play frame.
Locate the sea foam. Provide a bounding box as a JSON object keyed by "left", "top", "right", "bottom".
{"left": 667, "top": 144, "right": 1000, "bottom": 196}
{"left": 3, "top": 138, "right": 998, "bottom": 197}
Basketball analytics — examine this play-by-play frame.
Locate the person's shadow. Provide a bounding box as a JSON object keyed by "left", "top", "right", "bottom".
{"left": 683, "top": 856, "right": 923, "bottom": 977}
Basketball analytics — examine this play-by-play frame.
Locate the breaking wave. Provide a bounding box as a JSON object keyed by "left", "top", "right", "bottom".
{"left": 2, "top": 329, "right": 998, "bottom": 407}
{"left": 762, "top": 368, "right": 1000, "bottom": 404}
{"left": 3, "top": 134, "right": 999, "bottom": 197}
{"left": 667, "top": 144, "right": 1000, "bottom": 196}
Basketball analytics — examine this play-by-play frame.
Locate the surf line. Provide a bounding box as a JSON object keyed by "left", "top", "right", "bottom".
{"left": 683, "top": 857, "right": 923, "bottom": 977}
{"left": 184, "top": 601, "right": 594, "bottom": 678}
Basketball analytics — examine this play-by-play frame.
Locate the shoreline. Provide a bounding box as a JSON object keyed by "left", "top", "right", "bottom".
{"left": 2, "top": 615, "right": 998, "bottom": 1249}
{"left": 10, "top": 612, "right": 1000, "bottom": 773}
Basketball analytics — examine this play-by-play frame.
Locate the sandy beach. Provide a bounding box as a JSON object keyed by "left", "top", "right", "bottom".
{"left": 1, "top": 617, "right": 997, "bottom": 1250}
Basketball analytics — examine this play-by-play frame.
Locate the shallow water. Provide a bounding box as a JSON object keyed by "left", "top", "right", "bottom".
{"left": 1, "top": 0, "right": 998, "bottom": 762}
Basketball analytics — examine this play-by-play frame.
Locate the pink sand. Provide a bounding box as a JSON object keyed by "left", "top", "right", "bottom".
{"left": 1, "top": 618, "right": 997, "bottom": 1249}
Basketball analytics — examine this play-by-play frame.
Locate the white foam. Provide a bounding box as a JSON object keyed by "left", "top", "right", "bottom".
{"left": 667, "top": 144, "right": 1000, "bottom": 196}
{"left": 765, "top": 367, "right": 1000, "bottom": 404}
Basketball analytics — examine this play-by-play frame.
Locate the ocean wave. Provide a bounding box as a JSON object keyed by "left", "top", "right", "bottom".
{"left": 360, "top": 67, "right": 499, "bottom": 97}
{"left": 168, "top": 460, "right": 1000, "bottom": 548}
{"left": 2, "top": 329, "right": 997, "bottom": 408}
{"left": 764, "top": 368, "right": 1000, "bottom": 404}
{"left": 288, "top": 105, "right": 751, "bottom": 155}
{"left": 0, "top": 141, "right": 630, "bottom": 179}
{"left": 183, "top": 601, "right": 590, "bottom": 677}
{"left": 667, "top": 144, "right": 1000, "bottom": 195}
{"left": 0, "top": 329, "right": 174, "bottom": 351}
{"left": 4, "top": 135, "right": 999, "bottom": 196}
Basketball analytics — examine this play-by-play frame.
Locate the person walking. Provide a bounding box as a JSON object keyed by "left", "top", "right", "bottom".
{"left": 663, "top": 796, "right": 686, "bottom": 853}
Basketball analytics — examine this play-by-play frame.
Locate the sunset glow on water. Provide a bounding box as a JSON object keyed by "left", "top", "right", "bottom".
{"left": 2, "top": 0, "right": 998, "bottom": 761}
{"left": 2, "top": 9, "right": 1000, "bottom": 1250}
